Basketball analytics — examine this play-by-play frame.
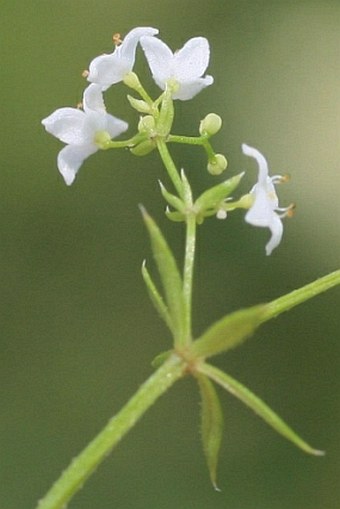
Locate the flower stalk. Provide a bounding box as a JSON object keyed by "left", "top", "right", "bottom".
{"left": 39, "top": 25, "right": 340, "bottom": 509}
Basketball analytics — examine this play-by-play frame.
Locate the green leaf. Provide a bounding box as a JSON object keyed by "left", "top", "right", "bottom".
{"left": 199, "top": 363, "right": 324, "bottom": 456}
{"left": 159, "top": 181, "right": 186, "bottom": 213}
{"left": 259, "top": 269, "right": 340, "bottom": 324}
{"left": 196, "top": 374, "right": 224, "bottom": 490}
{"left": 192, "top": 305, "right": 267, "bottom": 358}
{"left": 151, "top": 349, "right": 173, "bottom": 368}
{"left": 141, "top": 261, "right": 173, "bottom": 333}
{"left": 140, "top": 207, "right": 185, "bottom": 342}
{"left": 194, "top": 173, "right": 244, "bottom": 212}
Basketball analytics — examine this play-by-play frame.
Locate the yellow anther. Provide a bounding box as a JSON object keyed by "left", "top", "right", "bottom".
{"left": 82, "top": 69, "right": 89, "bottom": 78}
{"left": 286, "top": 203, "right": 296, "bottom": 218}
{"left": 112, "top": 33, "right": 123, "bottom": 46}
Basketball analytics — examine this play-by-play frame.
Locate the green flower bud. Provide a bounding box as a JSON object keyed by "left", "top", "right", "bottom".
{"left": 123, "top": 71, "right": 141, "bottom": 90}
{"left": 130, "top": 139, "right": 156, "bottom": 156}
{"left": 127, "top": 95, "right": 152, "bottom": 114}
{"left": 207, "top": 154, "right": 228, "bottom": 175}
{"left": 199, "top": 113, "right": 222, "bottom": 137}
{"left": 138, "top": 115, "right": 156, "bottom": 134}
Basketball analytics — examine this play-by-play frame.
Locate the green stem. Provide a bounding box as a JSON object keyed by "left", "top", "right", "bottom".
{"left": 36, "top": 354, "right": 186, "bottom": 509}
{"left": 260, "top": 269, "right": 340, "bottom": 324}
{"left": 168, "top": 134, "right": 203, "bottom": 145}
{"left": 168, "top": 135, "right": 215, "bottom": 161}
{"left": 182, "top": 213, "right": 196, "bottom": 345}
{"left": 101, "top": 133, "right": 146, "bottom": 150}
{"left": 156, "top": 139, "right": 184, "bottom": 198}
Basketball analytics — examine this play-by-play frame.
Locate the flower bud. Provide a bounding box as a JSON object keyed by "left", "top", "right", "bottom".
{"left": 127, "top": 95, "right": 152, "bottom": 114}
{"left": 130, "top": 140, "right": 156, "bottom": 156}
{"left": 199, "top": 113, "right": 222, "bottom": 137}
{"left": 138, "top": 115, "right": 156, "bottom": 134}
{"left": 207, "top": 154, "right": 228, "bottom": 175}
{"left": 123, "top": 71, "right": 141, "bottom": 89}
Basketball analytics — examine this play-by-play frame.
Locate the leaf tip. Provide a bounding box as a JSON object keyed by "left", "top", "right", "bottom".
{"left": 312, "top": 448, "right": 326, "bottom": 457}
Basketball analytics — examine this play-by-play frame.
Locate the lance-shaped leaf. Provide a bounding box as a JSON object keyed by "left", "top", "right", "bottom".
{"left": 199, "top": 362, "right": 324, "bottom": 456}
{"left": 192, "top": 304, "right": 267, "bottom": 358}
{"left": 196, "top": 373, "right": 224, "bottom": 490}
{"left": 194, "top": 173, "right": 244, "bottom": 213}
{"left": 259, "top": 269, "right": 340, "bottom": 324}
{"left": 140, "top": 207, "right": 186, "bottom": 341}
{"left": 141, "top": 261, "right": 173, "bottom": 333}
{"left": 180, "top": 169, "right": 193, "bottom": 207}
{"left": 159, "top": 181, "right": 186, "bottom": 214}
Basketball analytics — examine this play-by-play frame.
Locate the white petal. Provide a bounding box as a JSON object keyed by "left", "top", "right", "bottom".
{"left": 42, "top": 108, "right": 93, "bottom": 145}
{"left": 172, "top": 75, "right": 213, "bottom": 100}
{"left": 83, "top": 84, "right": 106, "bottom": 113}
{"left": 57, "top": 144, "right": 97, "bottom": 185}
{"left": 88, "top": 27, "right": 159, "bottom": 87}
{"left": 140, "top": 36, "right": 174, "bottom": 86}
{"left": 242, "top": 143, "right": 269, "bottom": 184}
{"left": 104, "top": 114, "right": 129, "bottom": 138}
{"left": 265, "top": 214, "right": 283, "bottom": 255}
{"left": 116, "top": 27, "right": 159, "bottom": 65}
{"left": 88, "top": 53, "right": 128, "bottom": 87}
{"left": 173, "top": 37, "right": 211, "bottom": 81}
{"left": 245, "top": 184, "right": 277, "bottom": 227}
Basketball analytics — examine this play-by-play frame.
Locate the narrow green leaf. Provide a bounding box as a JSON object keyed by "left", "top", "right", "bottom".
{"left": 192, "top": 305, "right": 267, "bottom": 358}
{"left": 260, "top": 270, "right": 340, "bottom": 324}
{"left": 159, "top": 181, "right": 186, "bottom": 213}
{"left": 141, "top": 261, "right": 173, "bottom": 332}
{"left": 140, "top": 207, "right": 185, "bottom": 341}
{"left": 199, "top": 363, "right": 324, "bottom": 456}
{"left": 180, "top": 169, "right": 193, "bottom": 207}
{"left": 196, "top": 374, "right": 224, "bottom": 490}
{"left": 195, "top": 173, "right": 244, "bottom": 212}
{"left": 151, "top": 349, "right": 173, "bottom": 368}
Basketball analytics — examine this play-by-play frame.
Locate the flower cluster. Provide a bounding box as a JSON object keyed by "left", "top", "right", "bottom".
{"left": 42, "top": 26, "right": 291, "bottom": 255}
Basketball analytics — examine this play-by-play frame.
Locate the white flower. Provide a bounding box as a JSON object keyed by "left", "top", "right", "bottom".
{"left": 42, "top": 85, "right": 128, "bottom": 185}
{"left": 87, "top": 27, "right": 159, "bottom": 89}
{"left": 140, "top": 35, "right": 213, "bottom": 100}
{"left": 242, "top": 143, "right": 289, "bottom": 256}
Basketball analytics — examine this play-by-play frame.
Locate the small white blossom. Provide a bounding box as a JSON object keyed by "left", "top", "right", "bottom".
{"left": 42, "top": 85, "right": 128, "bottom": 185}
{"left": 140, "top": 35, "right": 213, "bottom": 100}
{"left": 242, "top": 143, "right": 289, "bottom": 256}
{"left": 87, "top": 27, "right": 159, "bottom": 89}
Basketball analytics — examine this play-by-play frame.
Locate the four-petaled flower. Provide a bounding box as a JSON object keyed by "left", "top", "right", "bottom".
{"left": 87, "top": 27, "right": 159, "bottom": 89}
{"left": 42, "top": 84, "right": 128, "bottom": 185}
{"left": 242, "top": 143, "right": 289, "bottom": 256}
{"left": 140, "top": 35, "right": 213, "bottom": 100}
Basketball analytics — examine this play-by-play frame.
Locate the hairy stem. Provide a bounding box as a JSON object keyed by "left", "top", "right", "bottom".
{"left": 36, "top": 354, "right": 186, "bottom": 509}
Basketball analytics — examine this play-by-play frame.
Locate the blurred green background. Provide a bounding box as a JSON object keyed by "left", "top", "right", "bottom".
{"left": 1, "top": 1, "right": 340, "bottom": 508}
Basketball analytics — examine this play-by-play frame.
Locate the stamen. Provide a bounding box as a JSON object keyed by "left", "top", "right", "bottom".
{"left": 76, "top": 102, "right": 83, "bottom": 109}
{"left": 272, "top": 174, "right": 290, "bottom": 184}
{"left": 82, "top": 69, "right": 89, "bottom": 78}
{"left": 276, "top": 203, "right": 296, "bottom": 218}
{"left": 112, "top": 33, "right": 123, "bottom": 46}
{"left": 286, "top": 203, "right": 296, "bottom": 218}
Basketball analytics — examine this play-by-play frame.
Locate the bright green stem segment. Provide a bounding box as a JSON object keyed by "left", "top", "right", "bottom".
{"left": 36, "top": 355, "right": 186, "bottom": 509}
{"left": 156, "top": 139, "right": 184, "bottom": 198}
{"left": 198, "top": 362, "right": 324, "bottom": 456}
{"left": 260, "top": 269, "right": 340, "bottom": 324}
{"left": 182, "top": 213, "right": 196, "bottom": 345}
